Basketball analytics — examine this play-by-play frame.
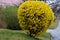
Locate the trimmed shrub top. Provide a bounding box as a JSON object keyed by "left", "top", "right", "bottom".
{"left": 18, "top": 1, "right": 54, "bottom": 38}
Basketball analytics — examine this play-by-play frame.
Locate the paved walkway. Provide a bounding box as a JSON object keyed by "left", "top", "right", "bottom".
{"left": 46, "top": 20, "right": 60, "bottom": 40}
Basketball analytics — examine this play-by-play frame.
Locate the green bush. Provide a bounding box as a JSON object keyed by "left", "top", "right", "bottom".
{"left": 0, "top": 6, "right": 7, "bottom": 29}
{"left": 0, "top": 6, "right": 21, "bottom": 30}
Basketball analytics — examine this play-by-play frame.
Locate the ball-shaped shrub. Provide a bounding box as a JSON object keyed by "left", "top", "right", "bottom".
{"left": 18, "top": 1, "right": 54, "bottom": 37}
{"left": 4, "top": 6, "right": 21, "bottom": 30}
{"left": 0, "top": 6, "right": 22, "bottom": 30}
{"left": 24, "top": 0, "right": 42, "bottom": 1}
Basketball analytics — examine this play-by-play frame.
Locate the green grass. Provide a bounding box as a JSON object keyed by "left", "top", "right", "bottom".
{"left": 0, "top": 29, "right": 51, "bottom": 40}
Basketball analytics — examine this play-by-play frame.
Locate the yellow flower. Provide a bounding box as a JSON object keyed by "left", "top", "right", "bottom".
{"left": 25, "top": 0, "right": 42, "bottom": 1}
{"left": 18, "top": 1, "right": 54, "bottom": 38}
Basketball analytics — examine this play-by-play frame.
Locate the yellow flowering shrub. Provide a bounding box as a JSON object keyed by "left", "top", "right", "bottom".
{"left": 18, "top": 1, "right": 54, "bottom": 37}
{"left": 25, "top": 0, "right": 42, "bottom": 1}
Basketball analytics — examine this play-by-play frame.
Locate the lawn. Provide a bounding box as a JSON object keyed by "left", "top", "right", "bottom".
{"left": 0, "top": 29, "right": 51, "bottom": 40}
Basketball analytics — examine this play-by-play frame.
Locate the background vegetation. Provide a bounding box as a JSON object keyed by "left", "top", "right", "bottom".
{"left": 0, "top": 6, "right": 21, "bottom": 30}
